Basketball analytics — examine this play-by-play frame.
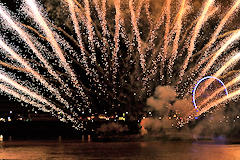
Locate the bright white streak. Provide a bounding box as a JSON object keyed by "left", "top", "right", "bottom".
{"left": 93, "top": 0, "right": 109, "bottom": 72}
{"left": 24, "top": 0, "right": 88, "bottom": 104}
{"left": 66, "top": 0, "right": 90, "bottom": 76}
{"left": 200, "top": 30, "right": 240, "bottom": 78}
{"left": 0, "top": 5, "right": 64, "bottom": 87}
{"left": 0, "top": 84, "right": 51, "bottom": 113}
{"left": 200, "top": 0, "right": 240, "bottom": 54}
{"left": 199, "top": 73, "right": 240, "bottom": 109}
{"left": 84, "top": 0, "right": 97, "bottom": 64}
{"left": 163, "top": 0, "right": 171, "bottom": 62}
{"left": 159, "top": 0, "right": 171, "bottom": 81}
{"left": 168, "top": 0, "right": 187, "bottom": 78}
{"left": 179, "top": 0, "right": 214, "bottom": 82}
{"left": 0, "top": 38, "right": 70, "bottom": 108}
{"left": 0, "top": 73, "right": 76, "bottom": 122}
{"left": 197, "top": 88, "right": 240, "bottom": 117}
{"left": 129, "top": 0, "right": 146, "bottom": 73}
{"left": 197, "top": 52, "right": 240, "bottom": 98}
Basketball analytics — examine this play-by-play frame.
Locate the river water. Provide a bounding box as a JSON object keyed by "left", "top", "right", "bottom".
{"left": 0, "top": 140, "right": 240, "bottom": 159}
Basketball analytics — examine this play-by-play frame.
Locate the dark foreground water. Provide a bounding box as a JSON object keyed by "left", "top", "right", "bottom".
{"left": 0, "top": 140, "right": 240, "bottom": 160}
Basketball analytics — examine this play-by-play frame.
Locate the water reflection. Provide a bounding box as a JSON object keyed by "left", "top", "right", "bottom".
{"left": 0, "top": 141, "right": 240, "bottom": 159}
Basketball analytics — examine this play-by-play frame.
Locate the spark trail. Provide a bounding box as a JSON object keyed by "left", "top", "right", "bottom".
{"left": 179, "top": 0, "right": 214, "bottom": 83}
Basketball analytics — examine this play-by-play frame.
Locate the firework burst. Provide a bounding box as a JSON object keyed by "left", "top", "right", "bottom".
{"left": 0, "top": 0, "right": 240, "bottom": 129}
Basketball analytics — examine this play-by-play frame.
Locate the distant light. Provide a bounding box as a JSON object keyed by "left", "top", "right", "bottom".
{"left": 119, "top": 117, "right": 125, "bottom": 121}
{"left": 10, "top": 111, "right": 12, "bottom": 114}
{"left": 99, "top": 115, "right": 107, "bottom": 120}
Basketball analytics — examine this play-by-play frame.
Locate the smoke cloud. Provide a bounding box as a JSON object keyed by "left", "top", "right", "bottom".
{"left": 141, "top": 86, "right": 240, "bottom": 140}
{"left": 141, "top": 86, "right": 192, "bottom": 138}
{"left": 146, "top": 86, "right": 192, "bottom": 116}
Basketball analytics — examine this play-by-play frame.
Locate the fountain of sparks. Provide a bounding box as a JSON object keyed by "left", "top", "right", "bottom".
{"left": 0, "top": 0, "right": 240, "bottom": 129}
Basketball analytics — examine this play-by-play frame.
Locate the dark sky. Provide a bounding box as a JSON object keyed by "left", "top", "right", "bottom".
{"left": 0, "top": 0, "right": 18, "bottom": 11}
